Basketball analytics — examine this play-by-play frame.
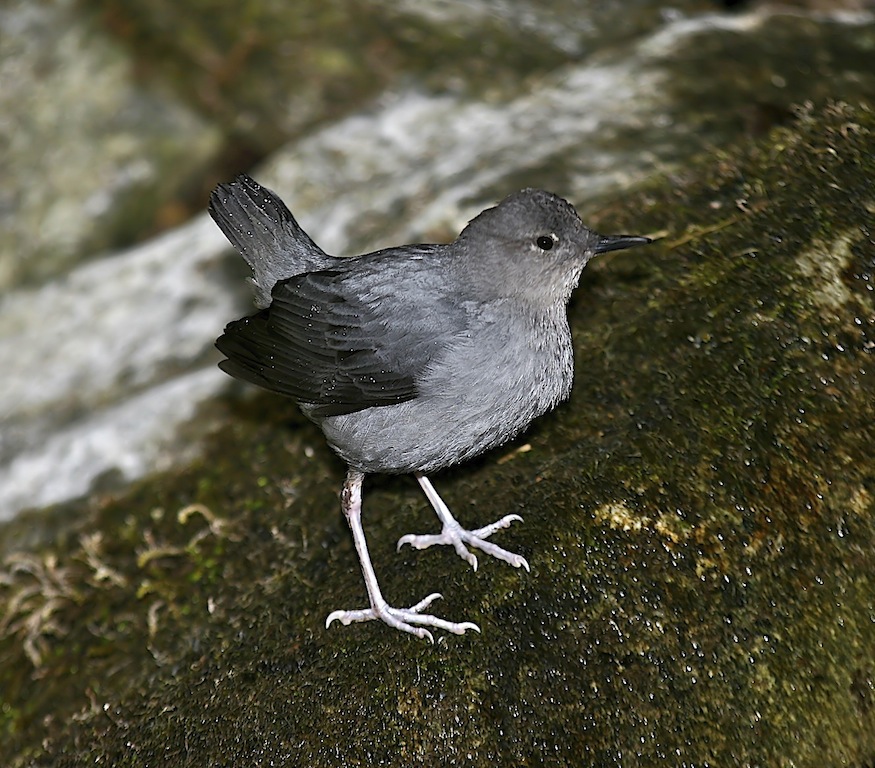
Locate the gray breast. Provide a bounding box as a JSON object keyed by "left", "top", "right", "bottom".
{"left": 318, "top": 304, "right": 574, "bottom": 474}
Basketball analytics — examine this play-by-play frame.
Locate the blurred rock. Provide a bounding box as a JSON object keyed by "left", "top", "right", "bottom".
{"left": 0, "top": 0, "right": 221, "bottom": 288}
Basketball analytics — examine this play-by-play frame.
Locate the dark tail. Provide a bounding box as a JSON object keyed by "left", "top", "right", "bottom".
{"left": 209, "top": 174, "right": 331, "bottom": 308}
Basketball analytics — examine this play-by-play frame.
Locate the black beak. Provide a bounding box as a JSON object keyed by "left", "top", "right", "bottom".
{"left": 594, "top": 234, "right": 652, "bottom": 255}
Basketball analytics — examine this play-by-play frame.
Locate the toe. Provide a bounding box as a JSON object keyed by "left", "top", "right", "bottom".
{"left": 326, "top": 607, "right": 374, "bottom": 628}
{"left": 452, "top": 542, "right": 478, "bottom": 570}
{"left": 472, "top": 514, "right": 523, "bottom": 538}
{"left": 409, "top": 592, "right": 443, "bottom": 612}
{"left": 397, "top": 533, "right": 441, "bottom": 551}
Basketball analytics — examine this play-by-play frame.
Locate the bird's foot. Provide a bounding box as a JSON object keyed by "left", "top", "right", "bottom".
{"left": 326, "top": 592, "right": 479, "bottom": 643}
{"left": 397, "top": 514, "right": 529, "bottom": 572}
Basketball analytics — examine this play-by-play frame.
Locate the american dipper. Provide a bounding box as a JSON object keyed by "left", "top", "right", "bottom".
{"left": 211, "top": 174, "right": 650, "bottom": 641}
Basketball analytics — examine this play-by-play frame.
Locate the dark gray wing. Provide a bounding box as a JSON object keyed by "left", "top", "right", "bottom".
{"left": 216, "top": 249, "right": 460, "bottom": 417}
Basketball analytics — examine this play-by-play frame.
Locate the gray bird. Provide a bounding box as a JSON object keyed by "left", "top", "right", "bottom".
{"left": 211, "top": 174, "right": 650, "bottom": 641}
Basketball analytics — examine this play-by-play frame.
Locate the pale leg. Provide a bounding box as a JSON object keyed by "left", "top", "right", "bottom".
{"left": 326, "top": 469, "right": 480, "bottom": 642}
{"left": 397, "top": 473, "right": 530, "bottom": 572}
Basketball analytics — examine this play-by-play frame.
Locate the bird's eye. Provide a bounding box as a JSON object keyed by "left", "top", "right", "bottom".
{"left": 536, "top": 235, "right": 554, "bottom": 251}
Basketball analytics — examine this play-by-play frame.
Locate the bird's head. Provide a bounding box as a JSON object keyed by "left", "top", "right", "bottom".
{"left": 456, "top": 189, "right": 651, "bottom": 304}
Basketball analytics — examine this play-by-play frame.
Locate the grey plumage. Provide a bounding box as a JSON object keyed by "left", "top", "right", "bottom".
{"left": 208, "top": 174, "right": 331, "bottom": 308}
{"left": 211, "top": 174, "right": 650, "bottom": 641}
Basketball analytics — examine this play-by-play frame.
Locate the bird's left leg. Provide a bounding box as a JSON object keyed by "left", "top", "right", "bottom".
{"left": 397, "top": 473, "right": 530, "bottom": 572}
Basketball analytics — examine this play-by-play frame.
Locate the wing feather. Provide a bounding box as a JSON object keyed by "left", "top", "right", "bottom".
{"left": 216, "top": 252, "right": 459, "bottom": 417}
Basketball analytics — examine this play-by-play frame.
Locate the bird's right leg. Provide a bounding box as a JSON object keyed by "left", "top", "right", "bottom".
{"left": 326, "top": 469, "right": 480, "bottom": 642}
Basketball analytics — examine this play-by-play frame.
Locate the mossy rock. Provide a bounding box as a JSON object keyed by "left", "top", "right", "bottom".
{"left": 1, "top": 102, "right": 873, "bottom": 767}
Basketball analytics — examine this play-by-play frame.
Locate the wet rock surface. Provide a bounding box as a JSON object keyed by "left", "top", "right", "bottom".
{"left": 1, "top": 102, "right": 873, "bottom": 766}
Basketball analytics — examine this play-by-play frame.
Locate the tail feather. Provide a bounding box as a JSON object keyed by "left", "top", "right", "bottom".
{"left": 209, "top": 174, "right": 331, "bottom": 308}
